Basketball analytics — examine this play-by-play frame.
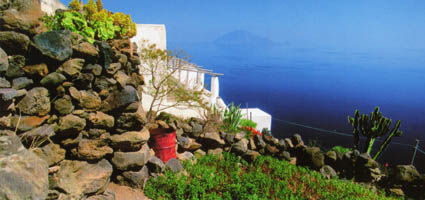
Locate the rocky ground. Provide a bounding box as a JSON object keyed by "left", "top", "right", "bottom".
{"left": 0, "top": 0, "right": 424, "bottom": 200}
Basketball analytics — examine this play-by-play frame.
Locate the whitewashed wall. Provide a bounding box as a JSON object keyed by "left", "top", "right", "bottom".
{"left": 40, "top": 0, "right": 66, "bottom": 15}
{"left": 241, "top": 108, "right": 272, "bottom": 132}
{"left": 131, "top": 24, "right": 167, "bottom": 52}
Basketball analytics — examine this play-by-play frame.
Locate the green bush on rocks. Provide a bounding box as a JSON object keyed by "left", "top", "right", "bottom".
{"left": 42, "top": 0, "right": 137, "bottom": 43}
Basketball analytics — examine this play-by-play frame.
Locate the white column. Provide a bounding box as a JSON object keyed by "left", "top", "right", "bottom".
{"left": 210, "top": 76, "right": 219, "bottom": 105}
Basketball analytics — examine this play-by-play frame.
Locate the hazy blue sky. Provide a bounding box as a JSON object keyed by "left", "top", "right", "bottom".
{"left": 62, "top": 0, "right": 425, "bottom": 50}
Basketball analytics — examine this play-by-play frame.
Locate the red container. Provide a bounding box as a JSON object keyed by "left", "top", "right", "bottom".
{"left": 149, "top": 128, "right": 177, "bottom": 163}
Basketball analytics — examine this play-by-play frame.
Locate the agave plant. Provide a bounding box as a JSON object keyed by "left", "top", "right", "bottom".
{"left": 348, "top": 106, "right": 403, "bottom": 160}
{"left": 222, "top": 103, "right": 242, "bottom": 134}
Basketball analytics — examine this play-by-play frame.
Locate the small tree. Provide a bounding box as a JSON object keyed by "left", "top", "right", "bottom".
{"left": 139, "top": 44, "right": 207, "bottom": 122}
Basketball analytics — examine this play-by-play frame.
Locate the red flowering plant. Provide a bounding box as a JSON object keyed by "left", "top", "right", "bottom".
{"left": 239, "top": 119, "right": 261, "bottom": 138}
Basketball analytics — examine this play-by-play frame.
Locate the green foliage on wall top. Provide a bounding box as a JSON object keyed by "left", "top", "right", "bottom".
{"left": 239, "top": 118, "right": 257, "bottom": 129}
{"left": 42, "top": 0, "right": 137, "bottom": 43}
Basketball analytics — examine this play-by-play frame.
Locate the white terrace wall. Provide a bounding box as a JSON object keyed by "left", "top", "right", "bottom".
{"left": 40, "top": 0, "right": 66, "bottom": 15}
{"left": 241, "top": 108, "right": 272, "bottom": 133}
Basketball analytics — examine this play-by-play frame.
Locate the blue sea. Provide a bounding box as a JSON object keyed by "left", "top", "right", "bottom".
{"left": 170, "top": 42, "right": 425, "bottom": 172}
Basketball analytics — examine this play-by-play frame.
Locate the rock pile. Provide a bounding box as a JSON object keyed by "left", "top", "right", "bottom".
{"left": 0, "top": 1, "right": 154, "bottom": 199}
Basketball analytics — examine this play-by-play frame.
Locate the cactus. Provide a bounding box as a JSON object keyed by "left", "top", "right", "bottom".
{"left": 348, "top": 106, "right": 403, "bottom": 160}
{"left": 373, "top": 120, "right": 402, "bottom": 160}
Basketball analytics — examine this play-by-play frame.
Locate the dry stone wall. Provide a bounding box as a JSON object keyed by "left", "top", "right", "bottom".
{"left": 0, "top": 1, "right": 424, "bottom": 199}
{"left": 0, "top": 1, "right": 151, "bottom": 199}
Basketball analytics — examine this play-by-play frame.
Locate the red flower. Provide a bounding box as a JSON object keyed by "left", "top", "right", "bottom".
{"left": 240, "top": 126, "right": 262, "bottom": 137}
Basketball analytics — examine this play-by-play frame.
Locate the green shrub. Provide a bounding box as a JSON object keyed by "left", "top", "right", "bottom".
{"left": 330, "top": 145, "right": 351, "bottom": 154}
{"left": 42, "top": 0, "right": 136, "bottom": 43}
{"left": 239, "top": 118, "right": 257, "bottom": 129}
{"left": 145, "top": 152, "right": 402, "bottom": 200}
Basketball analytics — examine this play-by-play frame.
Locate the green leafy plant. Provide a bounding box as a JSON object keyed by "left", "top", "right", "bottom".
{"left": 61, "top": 11, "right": 95, "bottom": 43}
{"left": 330, "top": 145, "right": 351, "bottom": 154}
{"left": 90, "top": 9, "right": 118, "bottom": 41}
{"left": 239, "top": 118, "right": 257, "bottom": 129}
{"left": 222, "top": 103, "right": 242, "bottom": 134}
{"left": 112, "top": 12, "right": 137, "bottom": 39}
{"left": 42, "top": 0, "right": 136, "bottom": 43}
{"left": 145, "top": 152, "right": 401, "bottom": 200}
{"left": 348, "top": 106, "right": 403, "bottom": 160}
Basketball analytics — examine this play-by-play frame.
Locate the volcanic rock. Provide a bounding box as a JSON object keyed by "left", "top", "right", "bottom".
{"left": 5, "top": 55, "right": 25, "bottom": 78}
{"left": 320, "top": 165, "right": 338, "bottom": 179}
{"left": 12, "top": 76, "right": 33, "bottom": 89}
{"left": 105, "top": 62, "right": 121, "bottom": 75}
{"left": 22, "top": 63, "right": 48, "bottom": 77}
{"left": 73, "top": 42, "right": 99, "bottom": 58}
{"left": 96, "top": 41, "right": 115, "bottom": 70}
{"left": 122, "top": 165, "right": 149, "bottom": 188}
{"left": 16, "top": 87, "right": 50, "bottom": 116}
{"left": 0, "top": 132, "right": 48, "bottom": 200}
{"left": 77, "top": 139, "right": 113, "bottom": 161}
{"left": 33, "top": 143, "right": 65, "bottom": 166}
{"left": 0, "top": 47, "right": 8, "bottom": 72}
{"left": 146, "top": 156, "right": 165, "bottom": 173}
{"left": 0, "top": 31, "right": 30, "bottom": 55}
{"left": 298, "top": 146, "right": 325, "bottom": 169}
{"left": 33, "top": 30, "right": 73, "bottom": 62}
{"left": 202, "top": 131, "right": 225, "bottom": 148}
{"left": 102, "top": 85, "right": 138, "bottom": 111}
{"left": 20, "top": 124, "right": 55, "bottom": 143}
{"left": 111, "top": 144, "right": 151, "bottom": 170}
{"left": 53, "top": 95, "right": 74, "bottom": 115}
{"left": 0, "top": 88, "right": 17, "bottom": 101}
{"left": 166, "top": 158, "right": 184, "bottom": 173}
{"left": 57, "top": 114, "right": 86, "bottom": 133}
{"left": 0, "top": 0, "right": 44, "bottom": 35}
{"left": 40, "top": 72, "right": 66, "bottom": 86}
{"left": 393, "top": 165, "right": 421, "bottom": 183}
{"left": 56, "top": 159, "right": 113, "bottom": 197}
{"left": 114, "top": 71, "right": 130, "bottom": 88}
{"left": 233, "top": 138, "right": 249, "bottom": 154}
{"left": 57, "top": 58, "right": 84, "bottom": 76}
{"left": 10, "top": 115, "right": 49, "bottom": 132}
{"left": 88, "top": 111, "right": 115, "bottom": 128}
{"left": 109, "top": 129, "right": 150, "bottom": 152}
